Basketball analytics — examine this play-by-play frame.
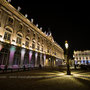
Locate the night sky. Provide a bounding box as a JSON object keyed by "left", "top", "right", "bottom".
{"left": 10, "top": 0, "right": 89, "bottom": 58}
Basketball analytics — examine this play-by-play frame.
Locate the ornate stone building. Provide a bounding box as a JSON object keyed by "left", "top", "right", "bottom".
{"left": 0, "top": 0, "right": 64, "bottom": 69}
{"left": 73, "top": 51, "right": 90, "bottom": 65}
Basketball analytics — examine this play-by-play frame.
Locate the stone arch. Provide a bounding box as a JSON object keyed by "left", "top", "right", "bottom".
{"left": 5, "top": 26, "right": 13, "bottom": 33}
{"left": 17, "top": 32, "right": 23, "bottom": 37}
{"left": 16, "top": 30, "right": 24, "bottom": 37}
{"left": 26, "top": 36, "right": 30, "bottom": 41}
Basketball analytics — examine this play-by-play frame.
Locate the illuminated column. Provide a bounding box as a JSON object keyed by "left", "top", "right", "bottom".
{"left": 84, "top": 57, "right": 87, "bottom": 65}
{"left": 0, "top": 43, "right": 3, "bottom": 51}
{"left": 75, "top": 60, "right": 77, "bottom": 65}
{"left": 35, "top": 52, "right": 38, "bottom": 67}
{"left": 40, "top": 53, "right": 42, "bottom": 66}
{"left": 20, "top": 49, "right": 25, "bottom": 68}
{"left": 29, "top": 51, "right": 32, "bottom": 67}
{"left": 8, "top": 46, "right": 16, "bottom": 68}
{"left": 44, "top": 54, "right": 46, "bottom": 66}
{"left": 54, "top": 59, "right": 56, "bottom": 67}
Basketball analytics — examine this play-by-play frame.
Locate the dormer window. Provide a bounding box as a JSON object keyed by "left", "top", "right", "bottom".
{"left": 8, "top": 17, "right": 14, "bottom": 25}
{"left": 19, "top": 24, "right": 23, "bottom": 30}
{"left": 27, "top": 29, "right": 30, "bottom": 33}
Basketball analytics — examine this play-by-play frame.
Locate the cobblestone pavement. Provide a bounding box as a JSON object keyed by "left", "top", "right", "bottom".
{"left": 0, "top": 69, "right": 90, "bottom": 90}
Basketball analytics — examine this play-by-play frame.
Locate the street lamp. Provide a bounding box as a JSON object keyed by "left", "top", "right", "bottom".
{"left": 65, "top": 41, "right": 71, "bottom": 75}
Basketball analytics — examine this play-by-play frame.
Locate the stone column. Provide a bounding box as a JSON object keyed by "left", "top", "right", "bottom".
{"left": 40, "top": 53, "right": 42, "bottom": 66}
{"left": 44, "top": 54, "right": 46, "bottom": 66}
{"left": 29, "top": 51, "right": 32, "bottom": 67}
{"left": 35, "top": 52, "right": 38, "bottom": 67}
{"left": 20, "top": 49, "right": 25, "bottom": 68}
{"left": 8, "top": 46, "right": 16, "bottom": 68}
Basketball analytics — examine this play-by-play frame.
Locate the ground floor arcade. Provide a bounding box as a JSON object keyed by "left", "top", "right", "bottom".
{"left": 0, "top": 42, "right": 63, "bottom": 69}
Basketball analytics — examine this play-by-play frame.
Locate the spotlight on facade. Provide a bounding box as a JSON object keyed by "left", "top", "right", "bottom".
{"left": 40, "top": 27, "right": 42, "bottom": 30}
{"left": 17, "top": 6, "right": 21, "bottom": 11}
{"left": 44, "top": 31, "right": 46, "bottom": 34}
{"left": 65, "top": 40, "right": 69, "bottom": 49}
{"left": 25, "top": 14, "right": 28, "bottom": 18}
{"left": 36, "top": 24, "right": 38, "bottom": 27}
{"left": 31, "top": 18, "right": 34, "bottom": 23}
{"left": 7, "top": 0, "right": 11, "bottom": 3}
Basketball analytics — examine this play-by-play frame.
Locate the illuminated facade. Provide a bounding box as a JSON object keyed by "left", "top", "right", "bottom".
{"left": 0, "top": 0, "right": 64, "bottom": 69}
{"left": 73, "top": 51, "right": 90, "bottom": 65}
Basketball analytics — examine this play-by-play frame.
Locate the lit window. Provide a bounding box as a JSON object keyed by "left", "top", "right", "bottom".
{"left": 4, "top": 32, "right": 11, "bottom": 41}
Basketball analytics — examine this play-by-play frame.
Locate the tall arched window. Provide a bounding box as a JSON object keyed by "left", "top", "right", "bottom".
{"left": 16, "top": 32, "right": 23, "bottom": 45}
{"left": 25, "top": 36, "right": 30, "bottom": 47}
{"left": 32, "top": 39, "right": 35, "bottom": 49}
{"left": 4, "top": 27, "right": 13, "bottom": 41}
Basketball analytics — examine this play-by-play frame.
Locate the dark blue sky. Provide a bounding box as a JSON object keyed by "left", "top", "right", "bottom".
{"left": 10, "top": 0, "right": 89, "bottom": 57}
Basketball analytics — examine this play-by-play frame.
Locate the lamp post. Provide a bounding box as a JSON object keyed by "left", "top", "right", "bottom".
{"left": 65, "top": 41, "right": 71, "bottom": 75}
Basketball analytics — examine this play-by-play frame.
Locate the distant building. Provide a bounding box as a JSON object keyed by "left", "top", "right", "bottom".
{"left": 73, "top": 50, "right": 90, "bottom": 65}
{"left": 0, "top": 0, "right": 64, "bottom": 69}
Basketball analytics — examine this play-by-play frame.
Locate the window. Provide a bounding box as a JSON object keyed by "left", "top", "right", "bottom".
{"left": 27, "top": 29, "right": 30, "bottom": 33}
{"left": 6, "top": 28, "right": 12, "bottom": 33}
{"left": 26, "top": 37, "right": 30, "bottom": 41}
{"left": 25, "top": 41, "right": 29, "bottom": 47}
{"left": 4, "top": 32, "right": 11, "bottom": 41}
{"left": 33, "top": 33, "right": 35, "bottom": 37}
{"left": 38, "top": 37, "right": 40, "bottom": 42}
{"left": 19, "top": 24, "right": 23, "bottom": 30}
{"left": 0, "top": 10, "right": 1, "bottom": 15}
{"left": 37, "top": 43, "right": 40, "bottom": 50}
{"left": 32, "top": 41, "right": 35, "bottom": 49}
{"left": 41, "top": 46, "right": 43, "bottom": 52}
{"left": 16, "top": 33, "right": 22, "bottom": 45}
{"left": 47, "top": 49, "right": 49, "bottom": 53}
{"left": 16, "top": 37, "right": 21, "bottom": 44}
{"left": 42, "top": 39, "right": 43, "bottom": 44}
